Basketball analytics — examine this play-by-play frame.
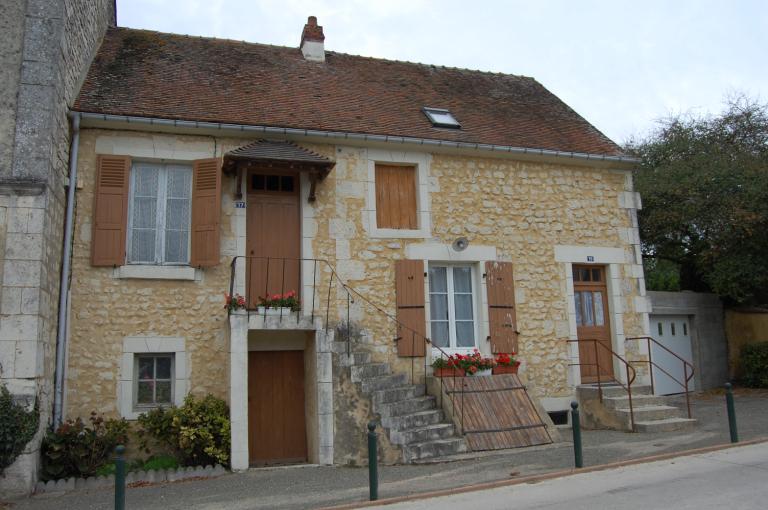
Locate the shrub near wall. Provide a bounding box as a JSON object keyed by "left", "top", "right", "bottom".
{"left": 138, "top": 394, "right": 231, "bottom": 468}
{"left": 740, "top": 342, "right": 768, "bottom": 388}
{"left": 0, "top": 385, "right": 39, "bottom": 475}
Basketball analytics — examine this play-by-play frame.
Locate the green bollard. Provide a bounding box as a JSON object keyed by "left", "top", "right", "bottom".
{"left": 114, "top": 444, "right": 126, "bottom": 510}
{"left": 571, "top": 401, "right": 583, "bottom": 468}
{"left": 725, "top": 383, "right": 739, "bottom": 443}
{"left": 367, "top": 421, "right": 379, "bottom": 501}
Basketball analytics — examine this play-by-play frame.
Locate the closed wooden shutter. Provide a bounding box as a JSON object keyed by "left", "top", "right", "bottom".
{"left": 486, "top": 261, "right": 519, "bottom": 353}
{"left": 375, "top": 164, "right": 417, "bottom": 229}
{"left": 395, "top": 259, "right": 426, "bottom": 357}
{"left": 91, "top": 155, "right": 130, "bottom": 266}
{"left": 190, "top": 158, "right": 222, "bottom": 267}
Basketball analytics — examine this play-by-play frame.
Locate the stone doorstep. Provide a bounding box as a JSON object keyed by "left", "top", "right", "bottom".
{"left": 34, "top": 464, "right": 227, "bottom": 496}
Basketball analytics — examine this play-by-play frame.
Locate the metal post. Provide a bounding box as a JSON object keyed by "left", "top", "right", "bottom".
{"left": 571, "top": 401, "right": 583, "bottom": 468}
{"left": 367, "top": 421, "right": 379, "bottom": 501}
{"left": 725, "top": 383, "right": 739, "bottom": 443}
{"left": 114, "top": 445, "right": 126, "bottom": 510}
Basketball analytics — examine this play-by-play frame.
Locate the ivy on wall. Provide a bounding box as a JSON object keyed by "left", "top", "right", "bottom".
{"left": 0, "top": 384, "right": 40, "bottom": 474}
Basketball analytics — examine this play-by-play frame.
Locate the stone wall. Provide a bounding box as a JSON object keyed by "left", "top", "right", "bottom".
{"left": 0, "top": 0, "right": 114, "bottom": 497}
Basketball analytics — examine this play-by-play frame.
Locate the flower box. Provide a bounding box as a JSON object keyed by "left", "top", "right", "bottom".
{"left": 255, "top": 307, "right": 294, "bottom": 316}
{"left": 433, "top": 367, "right": 465, "bottom": 378}
{"left": 493, "top": 362, "right": 520, "bottom": 375}
{"left": 469, "top": 368, "right": 493, "bottom": 377}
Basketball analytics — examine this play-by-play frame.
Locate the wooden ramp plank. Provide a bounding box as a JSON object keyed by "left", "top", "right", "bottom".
{"left": 443, "top": 375, "right": 552, "bottom": 451}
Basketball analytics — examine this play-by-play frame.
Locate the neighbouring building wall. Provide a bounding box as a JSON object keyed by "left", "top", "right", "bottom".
{"left": 725, "top": 309, "right": 768, "bottom": 379}
{"left": 648, "top": 291, "right": 727, "bottom": 391}
{"left": 0, "top": 0, "right": 114, "bottom": 497}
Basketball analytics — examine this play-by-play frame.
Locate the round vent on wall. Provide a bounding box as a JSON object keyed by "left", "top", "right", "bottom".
{"left": 452, "top": 237, "right": 469, "bottom": 252}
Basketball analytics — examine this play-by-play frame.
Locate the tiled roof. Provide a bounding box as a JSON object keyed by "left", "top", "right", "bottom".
{"left": 75, "top": 27, "right": 625, "bottom": 157}
{"left": 226, "top": 140, "right": 333, "bottom": 166}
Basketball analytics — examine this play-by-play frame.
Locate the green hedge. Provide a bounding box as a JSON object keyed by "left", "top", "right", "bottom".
{"left": 740, "top": 342, "right": 768, "bottom": 388}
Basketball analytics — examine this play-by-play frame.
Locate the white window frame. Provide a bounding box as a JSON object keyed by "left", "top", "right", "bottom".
{"left": 428, "top": 264, "right": 479, "bottom": 353}
{"left": 126, "top": 161, "right": 193, "bottom": 265}
{"left": 133, "top": 353, "right": 174, "bottom": 410}
{"left": 119, "top": 336, "right": 187, "bottom": 420}
{"left": 365, "top": 149, "right": 431, "bottom": 239}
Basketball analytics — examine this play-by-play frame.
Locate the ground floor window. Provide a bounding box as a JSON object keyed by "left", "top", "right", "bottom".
{"left": 429, "top": 265, "right": 477, "bottom": 349}
{"left": 134, "top": 354, "right": 174, "bottom": 408}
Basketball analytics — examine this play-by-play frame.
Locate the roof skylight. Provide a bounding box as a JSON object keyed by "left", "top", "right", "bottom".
{"left": 422, "top": 107, "right": 461, "bottom": 129}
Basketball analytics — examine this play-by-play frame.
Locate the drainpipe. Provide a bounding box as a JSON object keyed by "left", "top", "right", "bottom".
{"left": 53, "top": 112, "right": 80, "bottom": 427}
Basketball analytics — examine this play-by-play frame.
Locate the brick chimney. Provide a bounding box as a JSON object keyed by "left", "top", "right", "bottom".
{"left": 300, "top": 16, "right": 325, "bottom": 62}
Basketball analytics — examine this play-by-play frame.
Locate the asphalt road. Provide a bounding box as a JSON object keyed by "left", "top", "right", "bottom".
{"left": 372, "top": 442, "right": 768, "bottom": 510}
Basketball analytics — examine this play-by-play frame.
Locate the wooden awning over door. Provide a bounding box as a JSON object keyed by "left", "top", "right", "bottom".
{"left": 223, "top": 139, "right": 335, "bottom": 201}
{"left": 442, "top": 374, "right": 552, "bottom": 450}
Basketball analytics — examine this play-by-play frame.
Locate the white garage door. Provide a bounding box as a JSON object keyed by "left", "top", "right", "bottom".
{"left": 650, "top": 315, "right": 695, "bottom": 395}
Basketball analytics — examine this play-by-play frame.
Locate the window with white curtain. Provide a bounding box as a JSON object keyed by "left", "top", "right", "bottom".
{"left": 428, "top": 265, "right": 477, "bottom": 349}
{"left": 127, "top": 162, "right": 192, "bottom": 264}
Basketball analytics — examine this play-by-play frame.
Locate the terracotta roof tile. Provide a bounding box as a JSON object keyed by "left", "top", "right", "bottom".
{"left": 75, "top": 27, "right": 624, "bottom": 157}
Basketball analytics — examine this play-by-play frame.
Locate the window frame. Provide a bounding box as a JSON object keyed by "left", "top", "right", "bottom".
{"left": 428, "top": 264, "right": 479, "bottom": 351}
{"left": 126, "top": 161, "right": 193, "bottom": 266}
{"left": 365, "top": 149, "right": 432, "bottom": 239}
{"left": 133, "top": 353, "right": 175, "bottom": 410}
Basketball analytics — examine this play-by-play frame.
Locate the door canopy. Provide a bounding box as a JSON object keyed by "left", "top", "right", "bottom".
{"left": 223, "top": 139, "right": 335, "bottom": 201}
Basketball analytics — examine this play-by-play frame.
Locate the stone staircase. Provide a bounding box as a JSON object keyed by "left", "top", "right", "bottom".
{"left": 577, "top": 384, "right": 696, "bottom": 432}
{"left": 339, "top": 344, "right": 468, "bottom": 462}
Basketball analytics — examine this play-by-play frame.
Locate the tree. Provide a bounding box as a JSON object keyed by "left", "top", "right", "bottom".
{"left": 626, "top": 97, "right": 768, "bottom": 305}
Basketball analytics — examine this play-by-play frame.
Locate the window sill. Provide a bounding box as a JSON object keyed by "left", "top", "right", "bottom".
{"left": 112, "top": 265, "right": 199, "bottom": 281}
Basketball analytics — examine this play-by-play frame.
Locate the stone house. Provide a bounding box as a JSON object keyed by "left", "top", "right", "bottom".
{"left": 0, "top": 0, "right": 115, "bottom": 497}
{"left": 62, "top": 17, "right": 659, "bottom": 470}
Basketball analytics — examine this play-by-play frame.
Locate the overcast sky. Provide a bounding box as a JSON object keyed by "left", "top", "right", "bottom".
{"left": 117, "top": 0, "right": 768, "bottom": 145}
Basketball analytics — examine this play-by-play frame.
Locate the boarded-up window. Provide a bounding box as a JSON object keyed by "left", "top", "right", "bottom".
{"left": 486, "top": 261, "right": 519, "bottom": 353}
{"left": 91, "top": 155, "right": 131, "bottom": 266}
{"left": 395, "top": 259, "right": 426, "bottom": 357}
{"left": 375, "top": 164, "right": 417, "bottom": 229}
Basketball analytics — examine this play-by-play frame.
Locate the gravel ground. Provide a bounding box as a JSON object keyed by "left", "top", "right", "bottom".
{"left": 5, "top": 389, "right": 766, "bottom": 510}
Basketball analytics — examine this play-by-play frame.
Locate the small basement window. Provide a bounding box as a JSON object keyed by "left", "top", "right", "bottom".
{"left": 422, "top": 107, "right": 461, "bottom": 129}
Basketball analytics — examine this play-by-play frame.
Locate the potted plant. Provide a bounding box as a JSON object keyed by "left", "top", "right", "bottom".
{"left": 224, "top": 293, "right": 246, "bottom": 313}
{"left": 257, "top": 290, "right": 300, "bottom": 315}
{"left": 493, "top": 352, "right": 520, "bottom": 375}
{"left": 431, "top": 356, "right": 464, "bottom": 377}
{"left": 460, "top": 350, "right": 495, "bottom": 376}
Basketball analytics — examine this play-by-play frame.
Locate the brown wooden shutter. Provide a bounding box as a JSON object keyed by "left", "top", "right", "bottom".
{"left": 395, "top": 259, "right": 426, "bottom": 357}
{"left": 190, "top": 158, "right": 222, "bottom": 267}
{"left": 375, "top": 164, "right": 417, "bottom": 229}
{"left": 91, "top": 155, "right": 130, "bottom": 266}
{"left": 486, "top": 261, "right": 519, "bottom": 353}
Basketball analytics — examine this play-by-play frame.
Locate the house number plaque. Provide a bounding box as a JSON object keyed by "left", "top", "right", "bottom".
{"left": 234, "top": 201, "right": 246, "bottom": 209}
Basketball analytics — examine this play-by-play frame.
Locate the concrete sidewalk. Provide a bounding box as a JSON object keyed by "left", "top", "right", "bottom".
{"left": 5, "top": 389, "right": 767, "bottom": 510}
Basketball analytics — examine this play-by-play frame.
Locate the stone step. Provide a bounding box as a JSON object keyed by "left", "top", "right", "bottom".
{"left": 351, "top": 363, "right": 390, "bottom": 382}
{"left": 402, "top": 437, "right": 468, "bottom": 462}
{"left": 577, "top": 384, "right": 653, "bottom": 398}
{"left": 634, "top": 417, "right": 697, "bottom": 433}
{"left": 361, "top": 373, "right": 409, "bottom": 393}
{"left": 602, "top": 393, "right": 668, "bottom": 410}
{"left": 389, "top": 423, "right": 456, "bottom": 446}
{"left": 372, "top": 385, "right": 426, "bottom": 406}
{"left": 381, "top": 409, "right": 445, "bottom": 431}
{"left": 615, "top": 405, "right": 684, "bottom": 423}
{"left": 379, "top": 396, "right": 437, "bottom": 418}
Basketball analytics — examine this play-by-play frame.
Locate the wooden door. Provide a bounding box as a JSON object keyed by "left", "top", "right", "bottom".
{"left": 247, "top": 350, "right": 307, "bottom": 466}
{"left": 573, "top": 265, "right": 614, "bottom": 383}
{"left": 246, "top": 171, "right": 301, "bottom": 308}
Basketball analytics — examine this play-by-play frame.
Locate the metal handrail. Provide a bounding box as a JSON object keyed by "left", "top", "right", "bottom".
{"left": 228, "top": 255, "right": 468, "bottom": 432}
{"left": 626, "top": 336, "right": 694, "bottom": 419}
{"left": 567, "top": 338, "right": 638, "bottom": 431}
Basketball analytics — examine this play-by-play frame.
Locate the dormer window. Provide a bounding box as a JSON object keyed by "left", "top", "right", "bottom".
{"left": 422, "top": 107, "right": 461, "bottom": 129}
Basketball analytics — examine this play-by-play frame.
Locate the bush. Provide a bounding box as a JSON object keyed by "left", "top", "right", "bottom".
{"left": 95, "top": 454, "right": 178, "bottom": 476}
{"left": 0, "top": 385, "right": 39, "bottom": 474}
{"left": 741, "top": 342, "right": 768, "bottom": 388}
{"left": 41, "top": 412, "right": 129, "bottom": 481}
{"left": 138, "top": 394, "right": 231, "bottom": 467}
